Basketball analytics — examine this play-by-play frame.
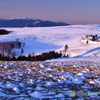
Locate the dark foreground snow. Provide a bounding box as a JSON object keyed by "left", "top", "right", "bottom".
{"left": 0, "top": 61, "right": 100, "bottom": 99}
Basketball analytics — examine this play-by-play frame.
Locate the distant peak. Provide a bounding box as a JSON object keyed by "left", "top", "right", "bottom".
{"left": 16, "top": 17, "right": 30, "bottom": 19}
{"left": 1, "top": 17, "right": 41, "bottom": 21}
{"left": 14, "top": 17, "right": 41, "bottom": 21}
{"left": 0, "top": 18, "right": 4, "bottom": 20}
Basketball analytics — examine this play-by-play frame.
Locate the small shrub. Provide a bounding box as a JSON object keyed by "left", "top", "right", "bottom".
{"left": 86, "top": 40, "right": 88, "bottom": 44}
{"left": 17, "top": 39, "right": 19, "bottom": 42}
{"left": 0, "top": 29, "right": 10, "bottom": 35}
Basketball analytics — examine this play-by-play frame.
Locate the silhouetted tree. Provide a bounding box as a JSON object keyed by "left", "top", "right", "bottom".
{"left": 28, "top": 54, "right": 31, "bottom": 60}
{"left": 11, "top": 43, "right": 14, "bottom": 49}
{"left": 65, "top": 45, "right": 68, "bottom": 52}
{"left": 17, "top": 39, "right": 19, "bottom": 42}
{"left": 21, "top": 48, "right": 24, "bottom": 55}
{"left": 18, "top": 42, "right": 21, "bottom": 48}
{"left": 86, "top": 40, "right": 89, "bottom": 44}
{"left": 7, "top": 49, "right": 11, "bottom": 57}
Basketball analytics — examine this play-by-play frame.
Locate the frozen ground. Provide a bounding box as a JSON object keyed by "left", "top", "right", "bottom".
{"left": 0, "top": 61, "right": 100, "bottom": 99}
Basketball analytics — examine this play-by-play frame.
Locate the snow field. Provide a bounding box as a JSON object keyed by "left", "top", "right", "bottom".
{"left": 0, "top": 61, "right": 99, "bottom": 99}
{"left": 1, "top": 25, "right": 100, "bottom": 60}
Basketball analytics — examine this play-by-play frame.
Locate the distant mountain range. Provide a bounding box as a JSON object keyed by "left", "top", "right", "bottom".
{"left": 0, "top": 17, "right": 70, "bottom": 27}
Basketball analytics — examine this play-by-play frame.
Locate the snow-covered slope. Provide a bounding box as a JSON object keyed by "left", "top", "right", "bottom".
{"left": 1, "top": 25, "right": 100, "bottom": 60}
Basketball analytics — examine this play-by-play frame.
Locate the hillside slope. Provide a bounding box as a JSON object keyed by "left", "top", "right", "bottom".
{"left": 0, "top": 25, "right": 100, "bottom": 61}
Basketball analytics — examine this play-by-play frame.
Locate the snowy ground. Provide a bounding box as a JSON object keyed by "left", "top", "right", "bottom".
{"left": 0, "top": 25, "right": 100, "bottom": 99}
{"left": 1, "top": 25, "right": 100, "bottom": 59}
{"left": 0, "top": 61, "right": 100, "bottom": 99}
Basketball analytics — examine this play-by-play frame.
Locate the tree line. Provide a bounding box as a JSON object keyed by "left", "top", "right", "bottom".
{"left": 0, "top": 51, "right": 62, "bottom": 61}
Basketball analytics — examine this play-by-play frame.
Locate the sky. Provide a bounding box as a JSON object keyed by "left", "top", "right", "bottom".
{"left": 0, "top": 0, "right": 100, "bottom": 24}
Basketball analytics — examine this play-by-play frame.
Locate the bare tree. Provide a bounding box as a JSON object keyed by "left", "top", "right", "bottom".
{"left": 7, "top": 48, "right": 11, "bottom": 57}
{"left": 22, "top": 42, "right": 25, "bottom": 47}
{"left": 65, "top": 45, "right": 68, "bottom": 52}
{"left": 21, "top": 48, "right": 24, "bottom": 56}
{"left": 2, "top": 42, "right": 5, "bottom": 57}
{"left": 11, "top": 51, "right": 16, "bottom": 58}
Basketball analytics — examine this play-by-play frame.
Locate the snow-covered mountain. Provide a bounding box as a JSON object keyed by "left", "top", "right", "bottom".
{"left": 0, "top": 18, "right": 4, "bottom": 20}
{"left": 0, "top": 17, "right": 69, "bottom": 27}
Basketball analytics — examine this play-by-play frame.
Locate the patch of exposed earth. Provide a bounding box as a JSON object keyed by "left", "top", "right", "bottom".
{"left": 0, "top": 61, "right": 100, "bottom": 99}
